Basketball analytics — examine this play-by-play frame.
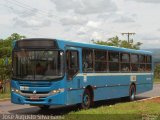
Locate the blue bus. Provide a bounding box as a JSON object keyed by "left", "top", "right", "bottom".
{"left": 11, "top": 38, "right": 153, "bottom": 109}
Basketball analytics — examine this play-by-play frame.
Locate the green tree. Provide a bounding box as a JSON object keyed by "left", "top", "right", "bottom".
{"left": 107, "top": 36, "right": 121, "bottom": 47}
{"left": 93, "top": 36, "right": 142, "bottom": 50}
{"left": 0, "top": 33, "right": 26, "bottom": 93}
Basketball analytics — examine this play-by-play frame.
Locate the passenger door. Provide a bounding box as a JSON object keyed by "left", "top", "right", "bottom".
{"left": 66, "top": 48, "right": 82, "bottom": 104}
{"left": 66, "top": 50, "right": 79, "bottom": 80}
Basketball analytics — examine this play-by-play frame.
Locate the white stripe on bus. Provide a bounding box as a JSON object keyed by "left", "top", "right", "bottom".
{"left": 76, "top": 73, "right": 153, "bottom": 77}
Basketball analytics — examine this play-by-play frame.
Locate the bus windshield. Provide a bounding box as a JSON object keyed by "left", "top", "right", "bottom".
{"left": 12, "top": 50, "right": 64, "bottom": 80}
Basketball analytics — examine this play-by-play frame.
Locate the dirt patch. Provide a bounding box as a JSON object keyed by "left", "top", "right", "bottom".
{"left": 142, "top": 97, "right": 160, "bottom": 103}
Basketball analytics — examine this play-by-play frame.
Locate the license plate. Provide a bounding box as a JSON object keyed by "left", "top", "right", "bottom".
{"left": 30, "top": 95, "right": 39, "bottom": 100}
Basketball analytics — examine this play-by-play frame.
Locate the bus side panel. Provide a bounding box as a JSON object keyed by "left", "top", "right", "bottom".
{"left": 93, "top": 85, "right": 130, "bottom": 101}
{"left": 92, "top": 75, "right": 130, "bottom": 101}
{"left": 66, "top": 74, "right": 153, "bottom": 105}
{"left": 136, "top": 83, "right": 153, "bottom": 94}
{"left": 66, "top": 89, "right": 83, "bottom": 105}
{"left": 136, "top": 74, "right": 153, "bottom": 94}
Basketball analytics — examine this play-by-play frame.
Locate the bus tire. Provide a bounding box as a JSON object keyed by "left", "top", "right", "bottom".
{"left": 81, "top": 89, "right": 92, "bottom": 109}
{"left": 38, "top": 105, "right": 50, "bottom": 110}
{"left": 129, "top": 85, "right": 136, "bottom": 101}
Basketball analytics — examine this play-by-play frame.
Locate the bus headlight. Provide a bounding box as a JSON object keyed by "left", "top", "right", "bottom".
{"left": 11, "top": 88, "right": 20, "bottom": 94}
{"left": 52, "top": 88, "right": 64, "bottom": 94}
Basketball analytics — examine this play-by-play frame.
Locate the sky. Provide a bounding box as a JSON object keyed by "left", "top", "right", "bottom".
{"left": 0, "top": 0, "right": 160, "bottom": 49}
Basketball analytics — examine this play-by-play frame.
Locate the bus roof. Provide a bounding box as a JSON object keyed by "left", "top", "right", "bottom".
{"left": 57, "top": 39, "right": 152, "bottom": 55}
{"left": 14, "top": 38, "right": 152, "bottom": 55}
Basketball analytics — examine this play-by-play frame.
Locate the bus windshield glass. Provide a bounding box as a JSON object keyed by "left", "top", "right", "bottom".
{"left": 12, "top": 50, "right": 64, "bottom": 80}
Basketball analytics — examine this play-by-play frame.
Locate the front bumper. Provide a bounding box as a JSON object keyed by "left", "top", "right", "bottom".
{"left": 11, "top": 91, "right": 66, "bottom": 106}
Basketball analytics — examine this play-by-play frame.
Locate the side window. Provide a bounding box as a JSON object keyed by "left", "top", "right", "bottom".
{"left": 146, "top": 56, "right": 152, "bottom": 63}
{"left": 131, "top": 54, "right": 139, "bottom": 72}
{"left": 95, "top": 50, "right": 107, "bottom": 72}
{"left": 146, "top": 55, "right": 152, "bottom": 72}
{"left": 139, "top": 55, "right": 145, "bottom": 63}
{"left": 139, "top": 55, "right": 146, "bottom": 72}
{"left": 108, "top": 51, "right": 119, "bottom": 72}
{"left": 66, "top": 50, "right": 79, "bottom": 80}
{"left": 121, "top": 53, "right": 130, "bottom": 62}
{"left": 82, "top": 49, "right": 93, "bottom": 72}
{"left": 120, "top": 53, "right": 130, "bottom": 72}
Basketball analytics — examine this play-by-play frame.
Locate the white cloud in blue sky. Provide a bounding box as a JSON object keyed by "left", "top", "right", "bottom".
{"left": 0, "top": 0, "right": 160, "bottom": 48}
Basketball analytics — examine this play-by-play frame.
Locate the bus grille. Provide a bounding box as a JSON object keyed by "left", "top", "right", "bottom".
{"left": 18, "top": 81, "right": 52, "bottom": 87}
{"left": 25, "top": 99, "right": 45, "bottom": 102}
{"left": 21, "top": 91, "right": 49, "bottom": 94}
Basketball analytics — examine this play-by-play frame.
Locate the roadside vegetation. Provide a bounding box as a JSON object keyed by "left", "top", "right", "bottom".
{"left": 0, "top": 82, "right": 10, "bottom": 99}
{"left": 0, "top": 92, "right": 10, "bottom": 99}
{"left": 0, "top": 33, "right": 25, "bottom": 97}
{"left": 66, "top": 98, "right": 160, "bottom": 120}
{"left": 154, "top": 64, "right": 160, "bottom": 83}
{"left": 154, "top": 78, "right": 160, "bottom": 83}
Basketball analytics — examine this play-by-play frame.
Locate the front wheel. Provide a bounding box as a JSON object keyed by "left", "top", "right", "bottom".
{"left": 81, "top": 89, "right": 92, "bottom": 109}
{"left": 129, "top": 85, "right": 136, "bottom": 101}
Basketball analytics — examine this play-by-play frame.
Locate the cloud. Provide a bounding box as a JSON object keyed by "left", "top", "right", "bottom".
{"left": 60, "top": 16, "right": 87, "bottom": 26}
{"left": 13, "top": 17, "right": 52, "bottom": 28}
{"left": 113, "top": 16, "right": 135, "bottom": 23}
{"left": 129, "top": 0, "right": 160, "bottom": 3}
{"left": 91, "top": 31, "right": 104, "bottom": 40}
{"left": 136, "top": 33, "right": 160, "bottom": 41}
{"left": 5, "top": 5, "right": 39, "bottom": 18}
{"left": 77, "top": 27, "right": 88, "bottom": 35}
{"left": 98, "top": 12, "right": 136, "bottom": 23}
{"left": 76, "top": 20, "right": 103, "bottom": 36}
{"left": 50, "top": 0, "right": 118, "bottom": 14}
{"left": 141, "top": 35, "right": 160, "bottom": 41}
{"left": 141, "top": 39, "right": 160, "bottom": 48}
{"left": 86, "top": 21, "right": 102, "bottom": 28}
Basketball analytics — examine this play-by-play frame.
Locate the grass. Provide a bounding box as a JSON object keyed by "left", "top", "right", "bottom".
{"left": 65, "top": 99, "right": 160, "bottom": 120}
{"left": 0, "top": 92, "right": 10, "bottom": 99}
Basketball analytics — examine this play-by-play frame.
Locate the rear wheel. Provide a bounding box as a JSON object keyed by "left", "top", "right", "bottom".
{"left": 129, "top": 85, "right": 136, "bottom": 101}
{"left": 81, "top": 89, "right": 92, "bottom": 109}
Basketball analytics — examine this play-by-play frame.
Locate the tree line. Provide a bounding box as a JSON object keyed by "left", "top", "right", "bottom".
{"left": 0, "top": 33, "right": 26, "bottom": 82}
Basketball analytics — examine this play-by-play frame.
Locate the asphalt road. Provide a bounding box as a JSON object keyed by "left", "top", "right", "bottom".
{"left": 0, "top": 84, "right": 159, "bottom": 115}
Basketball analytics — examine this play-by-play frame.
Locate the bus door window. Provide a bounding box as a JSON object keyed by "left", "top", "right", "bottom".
{"left": 66, "top": 50, "right": 79, "bottom": 80}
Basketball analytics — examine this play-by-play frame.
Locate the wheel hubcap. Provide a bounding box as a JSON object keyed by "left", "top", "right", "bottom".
{"left": 131, "top": 89, "right": 135, "bottom": 100}
{"left": 83, "top": 94, "right": 89, "bottom": 106}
